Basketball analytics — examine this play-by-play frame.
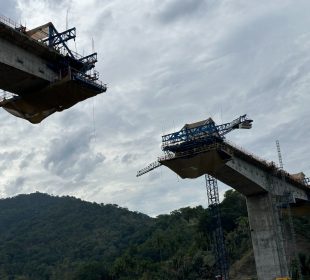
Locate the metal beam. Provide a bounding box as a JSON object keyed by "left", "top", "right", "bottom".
{"left": 42, "top": 27, "right": 76, "bottom": 47}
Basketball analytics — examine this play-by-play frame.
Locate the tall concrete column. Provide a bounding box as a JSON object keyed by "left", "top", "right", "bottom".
{"left": 246, "top": 193, "right": 289, "bottom": 280}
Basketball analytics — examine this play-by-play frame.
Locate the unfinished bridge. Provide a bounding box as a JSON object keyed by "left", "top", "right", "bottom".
{"left": 137, "top": 115, "right": 310, "bottom": 280}
{"left": 0, "top": 15, "right": 106, "bottom": 123}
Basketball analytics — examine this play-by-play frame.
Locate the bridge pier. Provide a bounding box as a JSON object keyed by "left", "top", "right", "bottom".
{"left": 160, "top": 144, "right": 310, "bottom": 279}
{"left": 246, "top": 193, "right": 289, "bottom": 280}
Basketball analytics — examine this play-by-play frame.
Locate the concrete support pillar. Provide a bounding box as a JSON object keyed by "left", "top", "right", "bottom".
{"left": 246, "top": 193, "right": 289, "bottom": 280}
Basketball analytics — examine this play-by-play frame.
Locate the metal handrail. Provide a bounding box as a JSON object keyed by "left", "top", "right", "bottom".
{"left": 224, "top": 140, "right": 269, "bottom": 166}
{"left": 0, "top": 15, "right": 20, "bottom": 29}
{"left": 159, "top": 142, "right": 223, "bottom": 162}
{"left": 72, "top": 71, "right": 107, "bottom": 91}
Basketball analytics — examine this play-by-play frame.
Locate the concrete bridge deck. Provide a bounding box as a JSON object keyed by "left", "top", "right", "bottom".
{"left": 0, "top": 20, "right": 106, "bottom": 123}
{"left": 159, "top": 141, "right": 310, "bottom": 200}
{"left": 159, "top": 141, "right": 310, "bottom": 280}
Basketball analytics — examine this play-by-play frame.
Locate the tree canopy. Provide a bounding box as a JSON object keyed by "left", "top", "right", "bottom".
{"left": 0, "top": 191, "right": 308, "bottom": 280}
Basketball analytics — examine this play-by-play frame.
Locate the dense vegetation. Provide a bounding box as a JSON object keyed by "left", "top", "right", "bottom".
{"left": 0, "top": 191, "right": 308, "bottom": 279}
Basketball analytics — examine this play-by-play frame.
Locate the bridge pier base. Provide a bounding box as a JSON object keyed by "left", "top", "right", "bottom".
{"left": 246, "top": 193, "right": 289, "bottom": 280}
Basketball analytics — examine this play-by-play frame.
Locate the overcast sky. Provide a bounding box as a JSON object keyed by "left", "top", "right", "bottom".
{"left": 0, "top": 0, "right": 310, "bottom": 216}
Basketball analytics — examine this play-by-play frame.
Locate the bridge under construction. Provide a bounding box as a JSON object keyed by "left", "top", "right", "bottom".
{"left": 0, "top": 15, "right": 106, "bottom": 123}
{"left": 137, "top": 115, "right": 310, "bottom": 280}
{"left": 1, "top": 12, "right": 309, "bottom": 280}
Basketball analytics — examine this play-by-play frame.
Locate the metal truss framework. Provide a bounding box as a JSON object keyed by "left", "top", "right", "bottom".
{"left": 161, "top": 115, "right": 252, "bottom": 152}
{"left": 205, "top": 174, "right": 229, "bottom": 280}
{"left": 39, "top": 24, "right": 104, "bottom": 92}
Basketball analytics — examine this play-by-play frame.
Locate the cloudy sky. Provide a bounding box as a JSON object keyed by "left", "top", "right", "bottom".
{"left": 0, "top": 0, "right": 310, "bottom": 216}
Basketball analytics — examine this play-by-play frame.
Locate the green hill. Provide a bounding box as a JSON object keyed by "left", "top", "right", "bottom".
{"left": 0, "top": 193, "right": 153, "bottom": 279}
{"left": 0, "top": 191, "right": 308, "bottom": 280}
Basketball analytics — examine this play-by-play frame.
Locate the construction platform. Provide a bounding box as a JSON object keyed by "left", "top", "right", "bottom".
{"left": 0, "top": 15, "right": 106, "bottom": 123}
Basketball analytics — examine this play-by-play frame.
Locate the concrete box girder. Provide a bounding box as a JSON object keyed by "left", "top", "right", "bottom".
{"left": 160, "top": 143, "right": 310, "bottom": 280}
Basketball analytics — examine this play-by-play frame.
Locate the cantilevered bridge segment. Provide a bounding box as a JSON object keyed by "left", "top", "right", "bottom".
{"left": 137, "top": 115, "right": 310, "bottom": 280}
{"left": 160, "top": 142, "right": 309, "bottom": 200}
{"left": 0, "top": 15, "right": 106, "bottom": 123}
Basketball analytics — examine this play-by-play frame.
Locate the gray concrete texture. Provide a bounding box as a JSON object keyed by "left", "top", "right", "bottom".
{"left": 247, "top": 193, "right": 289, "bottom": 280}
{"left": 161, "top": 143, "right": 310, "bottom": 280}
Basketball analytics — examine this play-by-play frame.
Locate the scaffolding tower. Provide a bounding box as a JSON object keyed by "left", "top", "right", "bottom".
{"left": 205, "top": 174, "right": 229, "bottom": 280}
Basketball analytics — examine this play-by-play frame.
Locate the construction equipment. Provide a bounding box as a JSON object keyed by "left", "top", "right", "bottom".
{"left": 137, "top": 113, "right": 310, "bottom": 280}
{"left": 205, "top": 174, "right": 229, "bottom": 280}
{"left": 0, "top": 15, "right": 106, "bottom": 123}
{"left": 137, "top": 114, "right": 253, "bottom": 280}
{"left": 162, "top": 114, "right": 252, "bottom": 153}
{"left": 137, "top": 114, "right": 252, "bottom": 177}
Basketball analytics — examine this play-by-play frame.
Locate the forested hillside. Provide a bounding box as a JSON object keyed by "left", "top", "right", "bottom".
{"left": 0, "top": 191, "right": 309, "bottom": 280}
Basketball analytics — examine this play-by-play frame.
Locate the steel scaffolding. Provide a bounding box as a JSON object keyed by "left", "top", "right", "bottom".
{"left": 205, "top": 174, "right": 229, "bottom": 280}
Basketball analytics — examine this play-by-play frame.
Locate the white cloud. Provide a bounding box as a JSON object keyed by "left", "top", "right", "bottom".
{"left": 0, "top": 0, "right": 309, "bottom": 215}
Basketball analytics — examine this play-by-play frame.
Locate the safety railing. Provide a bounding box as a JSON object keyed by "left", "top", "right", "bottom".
{"left": 159, "top": 142, "right": 224, "bottom": 162}
{"left": 224, "top": 140, "right": 269, "bottom": 167}
{"left": 0, "top": 15, "right": 19, "bottom": 28}
{"left": 72, "top": 71, "right": 107, "bottom": 92}
{"left": 224, "top": 140, "right": 310, "bottom": 189}
{"left": 0, "top": 15, "right": 25, "bottom": 32}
